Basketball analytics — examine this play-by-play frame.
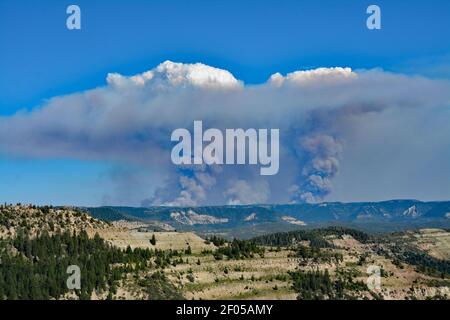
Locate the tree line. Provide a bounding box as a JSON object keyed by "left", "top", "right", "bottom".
{"left": 0, "top": 230, "right": 180, "bottom": 300}
{"left": 251, "top": 227, "right": 371, "bottom": 247}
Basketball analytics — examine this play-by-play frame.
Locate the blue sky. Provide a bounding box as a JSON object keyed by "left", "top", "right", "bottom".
{"left": 0, "top": 0, "right": 449, "bottom": 206}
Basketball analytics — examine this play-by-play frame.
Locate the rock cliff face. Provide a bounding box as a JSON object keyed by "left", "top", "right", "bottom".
{"left": 86, "top": 200, "right": 450, "bottom": 236}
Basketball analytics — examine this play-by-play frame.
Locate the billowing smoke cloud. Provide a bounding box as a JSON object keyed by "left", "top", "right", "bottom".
{"left": 1, "top": 61, "right": 449, "bottom": 206}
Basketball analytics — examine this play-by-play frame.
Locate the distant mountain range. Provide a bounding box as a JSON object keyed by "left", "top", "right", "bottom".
{"left": 84, "top": 200, "right": 450, "bottom": 236}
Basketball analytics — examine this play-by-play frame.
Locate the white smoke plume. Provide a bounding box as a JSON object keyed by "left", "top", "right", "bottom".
{"left": 1, "top": 61, "right": 449, "bottom": 206}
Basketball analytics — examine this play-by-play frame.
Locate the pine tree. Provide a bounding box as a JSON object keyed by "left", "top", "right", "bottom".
{"left": 150, "top": 234, "right": 156, "bottom": 246}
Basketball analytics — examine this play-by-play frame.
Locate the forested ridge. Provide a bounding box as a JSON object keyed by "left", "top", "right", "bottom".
{"left": 251, "top": 226, "right": 371, "bottom": 247}
{"left": 0, "top": 230, "right": 181, "bottom": 300}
